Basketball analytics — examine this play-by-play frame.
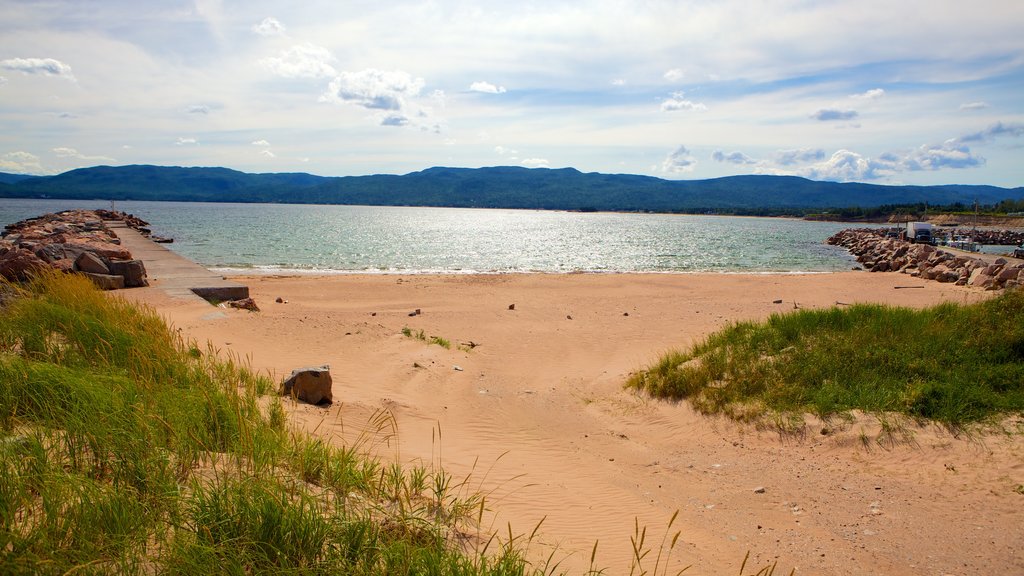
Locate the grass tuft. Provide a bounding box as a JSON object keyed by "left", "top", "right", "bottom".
{"left": 628, "top": 290, "right": 1024, "bottom": 429}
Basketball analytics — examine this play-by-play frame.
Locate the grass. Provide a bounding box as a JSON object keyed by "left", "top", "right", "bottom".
{"left": 402, "top": 326, "right": 453, "bottom": 350}
{"left": 628, "top": 289, "right": 1024, "bottom": 430}
{"left": 0, "top": 271, "right": 780, "bottom": 575}
{"left": 0, "top": 271, "right": 551, "bottom": 574}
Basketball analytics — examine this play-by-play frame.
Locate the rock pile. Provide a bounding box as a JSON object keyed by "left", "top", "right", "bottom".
{"left": 1, "top": 209, "right": 149, "bottom": 289}
{"left": 937, "top": 228, "right": 1024, "bottom": 246}
{"left": 827, "top": 229, "right": 1024, "bottom": 290}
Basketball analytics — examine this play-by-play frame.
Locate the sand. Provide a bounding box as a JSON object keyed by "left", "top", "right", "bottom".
{"left": 121, "top": 272, "right": 1023, "bottom": 575}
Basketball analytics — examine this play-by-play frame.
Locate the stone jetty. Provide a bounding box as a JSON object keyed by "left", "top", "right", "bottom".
{"left": 828, "top": 229, "right": 1024, "bottom": 290}
{"left": 1, "top": 209, "right": 149, "bottom": 289}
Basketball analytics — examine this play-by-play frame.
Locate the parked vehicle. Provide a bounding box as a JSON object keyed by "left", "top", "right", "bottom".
{"left": 905, "top": 222, "right": 933, "bottom": 244}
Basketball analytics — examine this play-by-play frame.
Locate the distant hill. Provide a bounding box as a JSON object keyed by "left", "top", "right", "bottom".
{"left": 1, "top": 164, "right": 1022, "bottom": 212}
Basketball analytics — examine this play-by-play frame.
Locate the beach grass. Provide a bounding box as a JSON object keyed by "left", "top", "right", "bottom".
{"left": 0, "top": 271, "right": 553, "bottom": 574}
{"left": 627, "top": 289, "right": 1024, "bottom": 429}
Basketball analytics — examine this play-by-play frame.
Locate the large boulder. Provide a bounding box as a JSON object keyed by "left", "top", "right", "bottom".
{"left": 84, "top": 273, "right": 125, "bottom": 291}
{"left": 108, "top": 259, "right": 148, "bottom": 287}
{"left": 75, "top": 251, "right": 110, "bottom": 274}
{"left": 280, "top": 365, "right": 333, "bottom": 405}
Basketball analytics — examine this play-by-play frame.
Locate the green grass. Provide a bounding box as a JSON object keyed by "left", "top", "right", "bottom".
{"left": 0, "top": 271, "right": 553, "bottom": 575}
{"left": 402, "top": 326, "right": 453, "bottom": 350}
{"left": 628, "top": 290, "right": 1024, "bottom": 429}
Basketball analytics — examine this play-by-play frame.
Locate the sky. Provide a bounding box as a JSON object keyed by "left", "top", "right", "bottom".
{"left": 1, "top": 0, "right": 1023, "bottom": 187}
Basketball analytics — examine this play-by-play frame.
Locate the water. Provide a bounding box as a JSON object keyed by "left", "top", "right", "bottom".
{"left": 0, "top": 198, "right": 869, "bottom": 274}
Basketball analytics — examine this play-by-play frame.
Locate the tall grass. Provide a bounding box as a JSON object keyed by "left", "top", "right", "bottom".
{"left": 0, "top": 271, "right": 546, "bottom": 574}
{"left": 628, "top": 290, "right": 1024, "bottom": 429}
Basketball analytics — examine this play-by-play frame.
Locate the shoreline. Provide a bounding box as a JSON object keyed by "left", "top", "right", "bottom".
{"left": 120, "top": 271, "right": 1023, "bottom": 575}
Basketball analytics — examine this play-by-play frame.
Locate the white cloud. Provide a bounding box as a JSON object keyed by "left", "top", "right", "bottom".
{"left": 380, "top": 114, "right": 410, "bottom": 127}
{"left": 494, "top": 146, "right": 518, "bottom": 156}
{"left": 811, "top": 108, "right": 858, "bottom": 121}
{"left": 712, "top": 150, "right": 757, "bottom": 165}
{"left": 611, "top": 78, "right": 625, "bottom": 86}
{"left": 252, "top": 17, "right": 286, "bottom": 37}
{"left": 800, "top": 149, "right": 879, "bottom": 181}
{"left": 851, "top": 88, "right": 885, "bottom": 100}
{"left": 260, "top": 149, "right": 275, "bottom": 158}
{"left": 321, "top": 68, "right": 424, "bottom": 111}
{"left": 251, "top": 139, "right": 270, "bottom": 146}
{"left": 521, "top": 158, "right": 549, "bottom": 168}
{"left": 261, "top": 43, "right": 337, "bottom": 79}
{"left": 0, "top": 76, "right": 6, "bottom": 85}
{"left": 959, "top": 101, "right": 990, "bottom": 111}
{"left": 662, "top": 146, "right": 697, "bottom": 173}
{"left": 663, "top": 68, "right": 684, "bottom": 82}
{"left": 175, "top": 137, "right": 198, "bottom": 146}
{"left": 0, "top": 151, "right": 44, "bottom": 174}
{"left": 774, "top": 148, "right": 826, "bottom": 166}
{"left": 660, "top": 92, "right": 707, "bottom": 112}
{"left": 469, "top": 81, "right": 506, "bottom": 94}
{"left": 0, "top": 57, "right": 75, "bottom": 81}
{"left": 185, "top": 104, "right": 210, "bottom": 115}
{"left": 51, "top": 147, "right": 115, "bottom": 163}
{"left": 795, "top": 123, "right": 1024, "bottom": 181}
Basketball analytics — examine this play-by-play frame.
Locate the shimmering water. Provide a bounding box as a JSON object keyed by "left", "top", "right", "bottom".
{"left": 0, "top": 199, "right": 871, "bottom": 273}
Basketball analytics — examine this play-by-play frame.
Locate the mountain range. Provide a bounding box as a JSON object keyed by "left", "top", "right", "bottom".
{"left": 1, "top": 164, "right": 1022, "bottom": 213}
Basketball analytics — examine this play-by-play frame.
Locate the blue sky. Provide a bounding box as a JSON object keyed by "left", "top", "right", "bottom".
{"left": 1, "top": 0, "right": 1022, "bottom": 186}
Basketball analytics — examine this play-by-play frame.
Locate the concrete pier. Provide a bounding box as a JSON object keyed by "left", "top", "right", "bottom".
{"left": 105, "top": 221, "right": 249, "bottom": 301}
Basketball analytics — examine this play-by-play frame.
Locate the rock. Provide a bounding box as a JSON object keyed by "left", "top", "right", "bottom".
{"left": 228, "top": 297, "right": 260, "bottom": 312}
{"left": 108, "top": 259, "right": 148, "bottom": 287}
{"left": 754, "top": 486, "right": 766, "bottom": 494}
{"left": 508, "top": 303, "right": 515, "bottom": 310}
{"left": 75, "top": 251, "right": 110, "bottom": 274}
{"left": 0, "top": 246, "right": 48, "bottom": 281}
{"left": 275, "top": 297, "right": 284, "bottom": 303}
{"left": 83, "top": 272, "right": 125, "bottom": 290}
{"left": 280, "top": 365, "right": 333, "bottom": 405}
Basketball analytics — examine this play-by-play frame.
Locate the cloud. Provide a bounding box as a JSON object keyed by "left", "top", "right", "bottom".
{"left": 793, "top": 123, "right": 1024, "bottom": 182}
{"left": 185, "top": 105, "right": 210, "bottom": 115}
{"left": 811, "top": 108, "right": 858, "bottom": 121}
{"left": 851, "top": 88, "right": 885, "bottom": 100}
{"left": 260, "top": 149, "right": 275, "bottom": 158}
{"left": 380, "top": 114, "right": 410, "bottom": 127}
{"left": 611, "top": 78, "right": 625, "bottom": 86}
{"left": 800, "top": 149, "right": 881, "bottom": 181}
{"left": 0, "top": 76, "right": 6, "bottom": 85}
{"left": 662, "top": 145, "right": 697, "bottom": 173}
{"left": 521, "top": 158, "right": 549, "bottom": 168}
{"left": 51, "top": 147, "right": 115, "bottom": 163}
{"left": 321, "top": 68, "right": 425, "bottom": 112}
{"left": 0, "top": 151, "right": 44, "bottom": 174}
{"left": 954, "top": 121, "right": 1024, "bottom": 144}
{"left": 175, "top": 137, "right": 198, "bottom": 146}
{"left": 252, "top": 17, "right": 286, "bottom": 36}
{"left": 469, "top": 81, "right": 506, "bottom": 94}
{"left": 0, "top": 57, "right": 75, "bottom": 81}
{"left": 663, "top": 68, "right": 684, "bottom": 82}
{"left": 712, "top": 150, "right": 757, "bottom": 165}
{"left": 959, "top": 101, "right": 990, "bottom": 111}
{"left": 251, "top": 139, "right": 270, "bottom": 146}
{"left": 494, "top": 145, "right": 518, "bottom": 156}
{"left": 660, "top": 92, "right": 707, "bottom": 112}
{"left": 774, "top": 148, "right": 826, "bottom": 165}
{"left": 261, "top": 43, "right": 337, "bottom": 79}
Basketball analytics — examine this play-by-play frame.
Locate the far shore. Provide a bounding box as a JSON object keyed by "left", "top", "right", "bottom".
{"left": 121, "top": 271, "right": 1022, "bottom": 575}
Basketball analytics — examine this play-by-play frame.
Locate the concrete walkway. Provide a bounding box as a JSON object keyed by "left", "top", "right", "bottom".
{"left": 105, "top": 221, "right": 249, "bottom": 301}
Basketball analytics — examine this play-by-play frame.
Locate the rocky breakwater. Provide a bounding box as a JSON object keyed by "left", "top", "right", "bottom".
{"left": 1, "top": 209, "right": 150, "bottom": 290}
{"left": 827, "top": 229, "right": 1024, "bottom": 290}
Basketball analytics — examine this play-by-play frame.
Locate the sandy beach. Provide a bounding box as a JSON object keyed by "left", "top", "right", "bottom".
{"left": 121, "top": 272, "right": 1022, "bottom": 575}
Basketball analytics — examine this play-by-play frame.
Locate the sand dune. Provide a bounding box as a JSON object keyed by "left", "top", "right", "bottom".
{"left": 122, "top": 272, "right": 1023, "bottom": 575}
